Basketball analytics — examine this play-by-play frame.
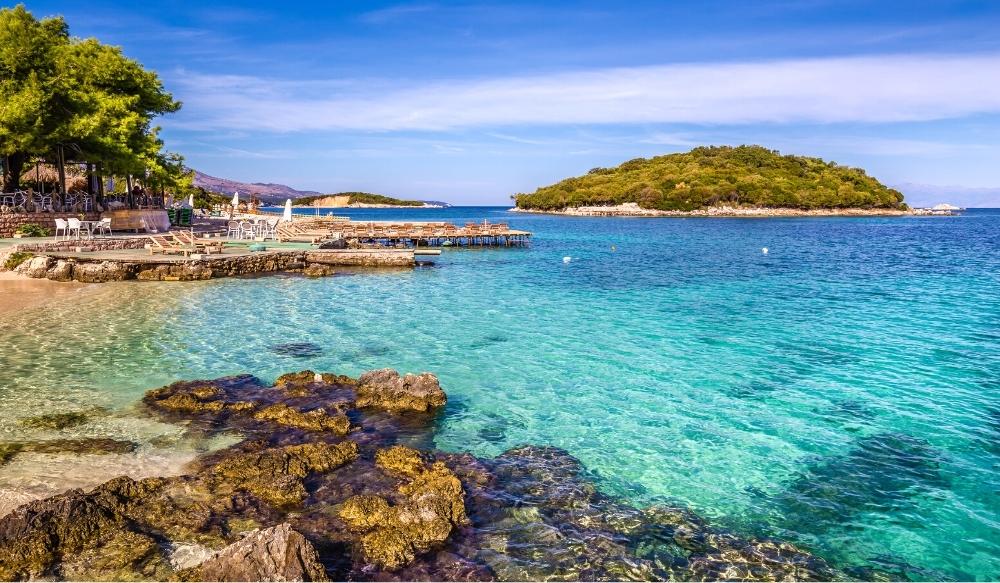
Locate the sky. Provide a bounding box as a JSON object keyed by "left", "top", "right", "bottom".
{"left": 21, "top": 0, "right": 1000, "bottom": 205}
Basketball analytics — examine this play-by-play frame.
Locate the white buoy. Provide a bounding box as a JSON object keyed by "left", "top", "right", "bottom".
{"left": 563, "top": 256, "right": 572, "bottom": 264}
{"left": 762, "top": 247, "right": 769, "bottom": 255}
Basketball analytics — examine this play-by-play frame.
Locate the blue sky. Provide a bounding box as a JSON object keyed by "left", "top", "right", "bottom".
{"left": 22, "top": 0, "right": 1000, "bottom": 205}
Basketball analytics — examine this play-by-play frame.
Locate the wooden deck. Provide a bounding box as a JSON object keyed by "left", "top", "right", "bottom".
{"left": 278, "top": 220, "right": 532, "bottom": 247}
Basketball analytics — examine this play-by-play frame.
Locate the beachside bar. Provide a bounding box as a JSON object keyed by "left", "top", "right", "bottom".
{"left": 0, "top": 157, "right": 173, "bottom": 239}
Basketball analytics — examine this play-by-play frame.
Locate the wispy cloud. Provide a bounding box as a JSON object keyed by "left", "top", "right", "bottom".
{"left": 170, "top": 53, "right": 1000, "bottom": 133}
{"left": 358, "top": 3, "right": 437, "bottom": 24}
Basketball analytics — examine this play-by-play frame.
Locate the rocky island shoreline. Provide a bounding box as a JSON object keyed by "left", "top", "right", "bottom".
{"left": 0, "top": 369, "right": 855, "bottom": 581}
{"left": 511, "top": 203, "right": 917, "bottom": 218}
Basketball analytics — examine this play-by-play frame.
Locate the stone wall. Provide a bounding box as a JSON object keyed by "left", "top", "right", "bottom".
{"left": 11, "top": 249, "right": 416, "bottom": 283}
{"left": 0, "top": 212, "right": 102, "bottom": 238}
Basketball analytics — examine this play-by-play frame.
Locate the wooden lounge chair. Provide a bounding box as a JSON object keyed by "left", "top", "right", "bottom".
{"left": 171, "top": 230, "right": 224, "bottom": 254}
{"left": 148, "top": 234, "right": 195, "bottom": 257}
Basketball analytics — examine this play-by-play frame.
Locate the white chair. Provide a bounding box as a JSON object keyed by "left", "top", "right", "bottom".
{"left": 93, "top": 217, "right": 112, "bottom": 237}
{"left": 66, "top": 217, "right": 82, "bottom": 240}
{"left": 54, "top": 218, "right": 68, "bottom": 240}
{"left": 262, "top": 219, "right": 278, "bottom": 240}
{"left": 239, "top": 221, "right": 256, "bottom": 240}
{"left": 226, "top": 220, "right": 241, "bottom": 239}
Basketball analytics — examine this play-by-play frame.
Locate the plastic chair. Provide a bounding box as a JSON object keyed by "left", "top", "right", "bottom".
{"left": 54, "top": 218, "right": 68, "bottom": 240}
{"left": 66, "top": 217, "right": 82, "bottom": 240}
{"left": 93, "top": 217, "right": 113, "bottom": 237}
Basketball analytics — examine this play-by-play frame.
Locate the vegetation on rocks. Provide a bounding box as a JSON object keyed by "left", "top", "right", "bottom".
{"left": 514, "top": 145, "right": 907, "bottom": 211}
{"left": 2, "top": 251, "right": 32, "bottom": 270}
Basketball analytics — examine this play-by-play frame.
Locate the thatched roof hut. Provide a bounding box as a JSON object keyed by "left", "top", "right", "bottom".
{"left": 20, "top": 163, "right": 88, "bottom": 192}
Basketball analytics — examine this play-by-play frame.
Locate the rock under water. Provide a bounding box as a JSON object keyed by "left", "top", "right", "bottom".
{"left": 0, "top": 369, "right": 847, "bottom": 581}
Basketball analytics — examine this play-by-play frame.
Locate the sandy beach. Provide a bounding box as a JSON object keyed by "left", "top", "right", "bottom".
{"left": 0, "top": 271, "right": 93, "bottom": 316}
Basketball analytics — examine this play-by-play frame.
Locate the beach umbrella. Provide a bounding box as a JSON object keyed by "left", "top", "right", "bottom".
{"left": 188, "top": 193, "right": 195, "bottom": 208}
{"left": 283, "top": 199, "right": 293, "bottom": 222}
{"left": 231, "top": 191, "right": 239, "bottom": 207}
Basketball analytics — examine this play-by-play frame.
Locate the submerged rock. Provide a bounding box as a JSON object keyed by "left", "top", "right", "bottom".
{"left": 270, "top": 342, "right": 324, "bottom": 358}
{"left": 0, "top": 438, "right": 138, "bottom": 466}
{"left": 355, "top": 369, "right": 447, "bottom": 412}
{"left": 18, "top": 411, "right": 90, "bottom": 430}
{"left": 191, "top": 523, "right": 329, "bottom": 582}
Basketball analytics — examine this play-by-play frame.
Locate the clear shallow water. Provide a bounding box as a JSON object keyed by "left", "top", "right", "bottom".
{"left": 1, "top": 207, "right": 998, "bottom": 580}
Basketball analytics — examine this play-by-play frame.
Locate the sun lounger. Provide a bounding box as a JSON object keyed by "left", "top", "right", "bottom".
{"left": 148, "top": 234, "right": 195, "bottom": 257}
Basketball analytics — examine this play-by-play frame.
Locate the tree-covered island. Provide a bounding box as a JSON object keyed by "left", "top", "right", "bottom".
{"left": 514, "top": 145, "right": 907, "bottom": 214}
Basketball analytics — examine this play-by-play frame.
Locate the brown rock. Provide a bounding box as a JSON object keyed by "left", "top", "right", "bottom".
{"left": 194, "top": 523, "right": 329, "bottom": 582}
{"left": 355, "top": 369, "right": 446, "bottom": 412}
{"left": 253, "top": 404, "right": 350, "bottom": 434}
{"left": 211, "top": 441, "right": 359, "bottom": 508}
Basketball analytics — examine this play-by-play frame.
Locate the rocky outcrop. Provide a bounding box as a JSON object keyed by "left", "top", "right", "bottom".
{"left": 0, "top": 370, "right": 847, "bottom": 581}
{"left": 192, "top": 523, "right": 329, "bottom": 582}
{"left": 355, "top": 369, "right": 447, "bottom": 412}
{"left": 8, "top": 249, "right": 414, "bottom": 282}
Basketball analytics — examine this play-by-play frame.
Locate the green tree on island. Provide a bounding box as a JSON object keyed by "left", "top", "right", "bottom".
{"left": 0, "top": 4, "right": 183, "bottom": 192}
{"left": 514, "top": 145, "right": 907, "bottom": 211}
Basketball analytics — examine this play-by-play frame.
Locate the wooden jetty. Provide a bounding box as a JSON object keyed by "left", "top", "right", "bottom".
{"left": 278, "top": 220, "right": 531, "bottom": 247}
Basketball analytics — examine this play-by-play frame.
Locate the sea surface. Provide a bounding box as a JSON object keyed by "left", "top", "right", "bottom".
{"left": 1, "top": 207, "right": 998, "bottom": 580}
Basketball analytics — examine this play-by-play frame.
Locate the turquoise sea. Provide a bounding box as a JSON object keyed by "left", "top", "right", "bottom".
{"left": 1, "top": 207, "right": 998, "bottom": 580}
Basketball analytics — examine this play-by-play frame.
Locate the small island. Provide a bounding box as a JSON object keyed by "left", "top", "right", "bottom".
{"left": 293, "top": 192, "right": 442, "bottom": 208}
{"left": 513, "top": 145, "right": 912, "bottom": 216}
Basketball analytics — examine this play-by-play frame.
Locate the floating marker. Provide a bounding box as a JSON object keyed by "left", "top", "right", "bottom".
{"left": 563, "top": 256, "right": 572, "bottom": 264}
{"left": 762, "top": 247, "right": 769, "bottom": 255}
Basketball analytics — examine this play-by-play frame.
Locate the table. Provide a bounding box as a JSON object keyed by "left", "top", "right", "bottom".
{"left": 76, "top": 220, "right": 100, "bottom": 239}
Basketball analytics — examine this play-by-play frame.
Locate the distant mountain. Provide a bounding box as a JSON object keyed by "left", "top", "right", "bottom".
{"left": 191, "top": 170, "right": 451, "bottom": 207}
{"left": 892, "top": 183, "right": 1000, "bottom": 208}
{"left": 192, "top": 170, "right": 321, "bottom": 204}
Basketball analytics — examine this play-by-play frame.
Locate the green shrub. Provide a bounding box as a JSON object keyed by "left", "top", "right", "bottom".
{"left": 4, "top": 251, "right": 33, "bottom": 270}
{"left": 15, "top": 223, "right": 49, "bottom": 237}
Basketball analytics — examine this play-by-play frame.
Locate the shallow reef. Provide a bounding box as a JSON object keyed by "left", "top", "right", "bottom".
{"left": 0, "top": 368, "right": 849, "bottom": 581}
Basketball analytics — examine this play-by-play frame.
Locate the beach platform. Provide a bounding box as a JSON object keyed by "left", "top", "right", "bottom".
{"left": 1, "top": 235, "right": 417, "bottom": 283}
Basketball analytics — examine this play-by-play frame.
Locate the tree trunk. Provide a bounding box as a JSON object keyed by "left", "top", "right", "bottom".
{"left": 56, "top": 145, "right": 67, "bottom": 210}
{"left": 3, "top": 153, "right": 27, "bottom": 192}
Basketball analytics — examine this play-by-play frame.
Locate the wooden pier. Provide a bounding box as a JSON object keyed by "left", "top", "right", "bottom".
{"left": 278, "top": 220, "right": 531, "bottom": 247}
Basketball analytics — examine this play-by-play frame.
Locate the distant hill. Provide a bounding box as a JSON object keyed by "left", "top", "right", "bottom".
{"left": 192, "top": 170, "right": 321, "bottom": 204}
{"left": 514, "top": 145, "right": 906, "bottom": 211}
{"left": 292, "top": 192, "right": 433, "bottom": 207}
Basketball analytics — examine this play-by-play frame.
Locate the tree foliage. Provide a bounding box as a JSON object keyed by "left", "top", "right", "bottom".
{"left": 514, "top": 145, "right": 907, "bottom": 211}
{"left": 0, "top": 4, "right": 181, "bottom": 190}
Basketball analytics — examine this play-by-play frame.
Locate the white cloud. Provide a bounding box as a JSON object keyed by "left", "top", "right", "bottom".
{"left": 170, "top": 53, "right": 1000, "bottom": 132}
